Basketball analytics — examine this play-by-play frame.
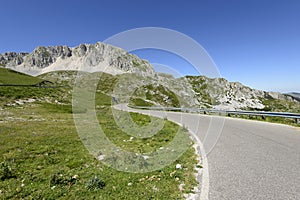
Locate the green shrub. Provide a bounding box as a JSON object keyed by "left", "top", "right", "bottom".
{"left": 85, "top": 176, "right": 106, "bottom": 191}
{"left": 49, "top": 171, "right": 77, "bottom": 187}
{"left": 50, "top": 173, "right": 67, "bottom": 186}
{"left": 0, "top": 161, "right": 16, "bottom": 180}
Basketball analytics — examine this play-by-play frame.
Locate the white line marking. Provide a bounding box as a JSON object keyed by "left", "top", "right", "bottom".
{"left": 114, "top": 104, "right": 209, "bottom": 200}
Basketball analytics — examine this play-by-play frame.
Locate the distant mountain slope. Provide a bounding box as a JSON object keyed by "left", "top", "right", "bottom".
{"left": 121, "top": 74, "right": 299, "bottom": 111}
{"left": 285, "top": 92, "right": 300, "bottom": 102}
{"left": 36, "top": 69, "right": 300, "bottom": 112}
{"left": 0, "top": 67, "right": 43, "bottom": 85}
{"left": 183, "top": 76, "right": 298, "bottom": 110}
{"left": 1, "top": 41, "right": 299, "bottom": 112}
{"left": 0, "top": 42, "right": 155, "bottom": 76}
{"left": 183, "top": 76, "right": 300, "bottom": 111}
{"left": 1, "top": 66, "right": 299, "bottom": 112}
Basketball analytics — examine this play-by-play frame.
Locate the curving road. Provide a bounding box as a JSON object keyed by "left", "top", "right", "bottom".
{"left": 114, "top": 104, "right": 300, "bottom": 200}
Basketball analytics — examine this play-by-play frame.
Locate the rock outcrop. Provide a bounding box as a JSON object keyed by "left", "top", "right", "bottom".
{"left": 0, "top": 52, "right": 29, "bottom": 66}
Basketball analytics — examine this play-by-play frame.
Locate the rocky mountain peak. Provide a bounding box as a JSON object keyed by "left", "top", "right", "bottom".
{"left": 0, "top": 42, "right": 155, "bottom": 76}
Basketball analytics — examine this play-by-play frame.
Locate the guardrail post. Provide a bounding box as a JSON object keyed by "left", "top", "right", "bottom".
{"left": 262, "top": 115, "right": 266, "bottom": 120}
{"left": 295, "top": 118, "right": 300, "bottom": 124}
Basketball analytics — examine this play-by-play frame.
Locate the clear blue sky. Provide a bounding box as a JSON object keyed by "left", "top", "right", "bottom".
{"left": 0, "top": 0, "right": 299, "bottom": 92}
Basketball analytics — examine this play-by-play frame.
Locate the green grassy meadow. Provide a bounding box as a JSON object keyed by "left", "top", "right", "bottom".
{"left": 0, "top": 68, "right": 43, "bottom": 85}
{"left": 0, "top": 69, "right": 199, "bottom": 199}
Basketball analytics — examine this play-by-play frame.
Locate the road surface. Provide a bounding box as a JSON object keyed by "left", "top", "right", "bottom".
{"left": 114, "top": 104, "right": 300, "bottom": 200}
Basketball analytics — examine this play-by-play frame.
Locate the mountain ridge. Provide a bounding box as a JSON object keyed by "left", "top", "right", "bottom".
{"left": 0, "top": 42, "right": 299, "bottom": 111}
{"left": 0, "top": 42, "right": 155, "bottom": 76}
{"left": 285, "top": 92, "right": 300, "bottom": 102}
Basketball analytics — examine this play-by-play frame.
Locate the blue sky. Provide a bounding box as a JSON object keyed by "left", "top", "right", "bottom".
{"left": 0, "top": 0, "right": 299, "bottom": 92}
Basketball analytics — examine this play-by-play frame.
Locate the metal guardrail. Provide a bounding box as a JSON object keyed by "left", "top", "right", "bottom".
{"left": 129, "top": 105, "right": 300, "bottom": 123}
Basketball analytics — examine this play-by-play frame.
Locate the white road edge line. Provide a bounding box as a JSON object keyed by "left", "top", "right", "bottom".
{"left": 113, "top": 104, "right": 209, "bottom": 200}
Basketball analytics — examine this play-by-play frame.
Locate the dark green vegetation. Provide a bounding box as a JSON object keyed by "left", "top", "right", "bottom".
{"left": 130, "top": 84, "right": 180, "bottom": 107}
{"left": 0, "top": 69, "right": 198, "bottom": 199}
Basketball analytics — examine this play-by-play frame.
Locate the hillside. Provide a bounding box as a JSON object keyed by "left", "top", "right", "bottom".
{"left": 0, "top": 68, "right": 43, "bottom": 85}
{"left": 183, "top": 76, "right": 300, "bottom": 111}
{"left": 37, "top": 70, "right": 300, "bottom": 113}
{"left": 286, "top": 92, "right": 300, "bottom": 102}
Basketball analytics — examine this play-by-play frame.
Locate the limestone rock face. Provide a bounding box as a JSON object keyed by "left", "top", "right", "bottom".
{"left": 183, "top": 76, "right": 299, "bottom": 110}
{"left": 0, "top": 52, "right": 29, "bottom": 66}
{"left": 0, "top": 42, "right": 155, "bottom": 76}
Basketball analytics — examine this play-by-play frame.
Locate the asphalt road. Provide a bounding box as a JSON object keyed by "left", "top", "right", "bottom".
{"left": 114, "top": 104, "right": 300, "bottom": 200}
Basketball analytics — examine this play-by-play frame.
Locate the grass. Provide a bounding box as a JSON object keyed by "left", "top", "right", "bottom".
{"left": 0, "top": 76, "right": 199, "bottom": 199}
{"left": 96, "top": 73, "right": 119, "bottom": 94}
{"left": 38, "top": 71, "right": 81, "bottom": 87}
{"left": 129, "top": 97, "right": 154, "bottom": 107}
{"left": 97, "top": 106, "right": 188, "bottom": 154}
{"left": 0, "top": 68, "right": 43, "bottom": 85}
{"left": 0, "top": 86, "right": 71, "bottom": 107}
{"left": 130, "top": 84, "right": 180, "bottom": 107}
{"left": 0, "top": 68, "right": 72, "bottom": 108}
{"left": 40, "top": 71, "right": 181, "bottom": 108}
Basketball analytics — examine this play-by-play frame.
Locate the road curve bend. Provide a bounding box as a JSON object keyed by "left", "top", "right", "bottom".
{"left": 114, "top": 104, "right": 300, "bottom": 200}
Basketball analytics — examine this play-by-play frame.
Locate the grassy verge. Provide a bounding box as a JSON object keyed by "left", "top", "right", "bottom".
{"left": 0, "top": 92, "right": 199, "bottom": 199}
